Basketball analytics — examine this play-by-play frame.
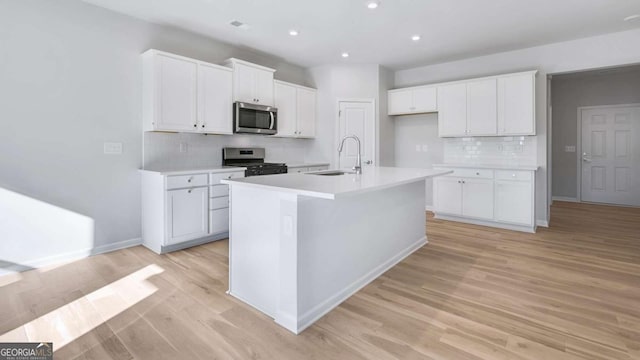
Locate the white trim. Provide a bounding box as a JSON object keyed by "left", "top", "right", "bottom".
{"left": 577, "top": 103, "right": 640, "bottom": 204}
{"left": 552, "top": 196, "right": 579, "bottom": 203}
{"left": 435, "top": 214, "right": 536, "bottom": 233}
{"left": 0, "top": 237, "right": 142, "bottom": 276}
{"left": 294, "top": 236, "right": 427, "bottom": 334}
{"left": 425, "top": 205, "right": 434, "bottom": 211}
{"left": 536, "top": 220, "right": 549, "bottom": 228}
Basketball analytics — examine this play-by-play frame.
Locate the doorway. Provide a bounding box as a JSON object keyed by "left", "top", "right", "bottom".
{"left": 336, "top": 100, "right": 375, "bottom": 169}
{"left": 579, "top": 105, "right": 640, "bottom": 206}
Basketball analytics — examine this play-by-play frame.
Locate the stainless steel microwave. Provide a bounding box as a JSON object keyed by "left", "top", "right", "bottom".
{"left": 234, "top": 102, "right": 277, "bottom": 135}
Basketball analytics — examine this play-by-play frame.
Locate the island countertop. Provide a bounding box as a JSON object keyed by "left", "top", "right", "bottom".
{"left": 221, "top": 166, "right": 452, "bottom": 199}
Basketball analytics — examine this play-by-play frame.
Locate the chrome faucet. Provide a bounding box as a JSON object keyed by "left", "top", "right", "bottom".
{"left": 337, "top": 135, "right": 362, "bottom": 174}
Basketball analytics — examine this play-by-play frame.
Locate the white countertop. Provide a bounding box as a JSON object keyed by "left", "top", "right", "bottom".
{"left": 222, "top": 166, "right": 452, "bottom": 200}
{"left": 433, "top": 163, "right": 539, "bottom": 171}
{"left": 140, "top": 166, "right": 246, "bottom": 176}
{"left": 285, "top": 162, "right": 330, "bottom": 168}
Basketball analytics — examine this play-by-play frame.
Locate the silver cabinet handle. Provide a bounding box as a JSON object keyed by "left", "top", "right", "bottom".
{"left": 188, "top": 189, "right": 192, "bottom": 193}
{"left": 187, "top": 177, "right": 192, "bottom": 183}
{"left": 476, "top": 172, "right": 480, "bottom": 175}
{"left": 365, "top": 160, "right": 372, "bottom": 165}
{"left": 227, "top": 175, "right": 233, "bottom": 179}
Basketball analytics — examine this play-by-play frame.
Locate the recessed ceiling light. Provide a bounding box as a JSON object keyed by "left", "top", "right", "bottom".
{"left": 411, "top": 35, "right": 421, "bottom": 41}
{"left": 289, "top": 29, "right": 299, "bottom": 36}
{"left": 624, "top": 14, "right": 640, "bottom": 22}
{"left": 341, "top": 52, "right": 350, "bottom": 58}
{"left": 367, "top": 1, "right": 379, "bottom": 9}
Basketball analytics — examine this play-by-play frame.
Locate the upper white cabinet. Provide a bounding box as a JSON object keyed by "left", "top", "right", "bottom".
{"left": 388, "top": 86, "right": 437, "bottom": 115}
{"left": 390, "top": 70, "right": 537, "bottom": 137}
{"left": 274, "top": 80, "right": 317, "bottom": 138}
{"left": 437, "top": 83, "right": 467, "bottom": 136}
{"left": 225, "top": 58, "right": 275, "bottom": 106}
{"left": 142, "top": 49, "right": 233, "bottom": 134}
{"left": 498, "top": 73, "right": 536, "bottom": 135}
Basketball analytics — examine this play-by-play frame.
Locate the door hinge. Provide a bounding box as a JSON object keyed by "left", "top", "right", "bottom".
{"left": 339, "top": 110, "right": 342, "bottom": 117}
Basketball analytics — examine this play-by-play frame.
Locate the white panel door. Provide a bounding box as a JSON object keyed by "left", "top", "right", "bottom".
{"left": 156, "top": 54, "right": 198, "bottom": 131}
{"left": 434, "top": 178, "right": 463, "bottom": 215}
{"left": 461, "top": 179, "right": 494, "bottom": 219}
{"left": 438, "top": 83, "right": 467, "bottom": 137}
{"left": 255, "top": 68, "right": 274, "bottom": 106}
{"left": 498, "top": 73, "right": 535, "bottom": 135}
{"left": 388, "top": 90, "right": 413, "bottom": 115}
{"left": 412, "top": 87, "right": 438, "bottom": 113}
{"left": 166, "top": 187, "right": 209, "bottom": 245}
{"left": 198, "top": 64, "right": 233, "bottom": 134}
{"left": 233, "top": 63, "right": 256, "bottom": 104}
{"left": 296, "top": 87, "right": 316, "bottom": 137}
{"left": 274, "top": 82, "right": 297, "bottom": 137}
{"left": 466, "top": 79, "right": 497, "bottom": 135}
{"left": 495, "top": 180, "right": 533, "bottom": 225}
{"left": 581, "top": 106, "right": 640, "bottom": 206}
{"left": 338, "top": 101, "right": 375, "bottom": 168}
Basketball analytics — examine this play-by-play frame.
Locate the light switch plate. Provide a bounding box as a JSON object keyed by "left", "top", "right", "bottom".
{"left": 565, "top": 145, "right": 576, "bottom": 152}
{"left": 422, "top": 145, "right": 429, "bottom": 152}
{"left": 103, "top": 142, "right": 123, "bottom": 155}
{"left": 415, "top": 145, "right": 421, "bottom": 152}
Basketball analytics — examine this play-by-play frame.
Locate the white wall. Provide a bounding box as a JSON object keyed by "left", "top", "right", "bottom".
{"left": 0, "top": 0, "right": 309, "bottom": 273}
{"left": 551, "top": 67, "right": 640, "bottom": 198}
{"left": 394, "top": 28, "right": 640, "bottom": 223}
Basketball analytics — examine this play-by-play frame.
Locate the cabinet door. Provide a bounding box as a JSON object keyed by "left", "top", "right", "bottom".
{"left": 210, "top": 208, "right": 230, "bottom": 235}
{"left": 495, "top": 180, "right": 533, "bottom": 225}
{"left": 466, "top": 79, "right": 497, "bottom": 135}
{"left": 434, "top": 177, "right": 463, "bottom": 215}
{"left": 233, "top": 63, "right": 256, "bottom": 103}
{"left": 255, "top": 68, "right": 274, "bottom": 106}
{"left": 498, "top": 73, "right": 535, "bottom": 135}
{"left": 461, "top": 179, "right": 494, "bottom": 220}
{"left": 274, "top": 82, "right": 297, "bottom": 137}
{"left": 388, "top": 89, "right": 413, "bottom": 115}
{"left": 437, "top": 83, "right": 467, "bottom": 137}
{"left": 412, "top": 87, "right": 437, "bottom": 113}
{"left": 156, "top": 54, "right": 198, "bottom": 131}
{"left": 198, "top": 64, "right": 233, "bottom": 134}
{"left": 296, "top": 87, "right": 316, "bottom": 137}
{"left": 166, "top": 187, "right": 209, "bottom": 245}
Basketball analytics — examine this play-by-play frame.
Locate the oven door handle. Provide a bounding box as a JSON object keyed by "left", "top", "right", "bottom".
{"left": 269, "top": 112, "right": 275, "bottom": 130}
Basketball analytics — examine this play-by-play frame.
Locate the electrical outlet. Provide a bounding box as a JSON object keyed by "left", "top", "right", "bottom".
{"left": 422, "top": 145, "right": 429, "bottom": 152}
{"left": 565, "top": 145, "right": 576, "bottom": 153}
{"left": 103, "top": 142, "right": 123, "bottom": 155}
{"left": 415, "top": 145, "right": 421, "bottom": 152}
{"left": 179, "top": 143, "right": 188, "bottom": 153}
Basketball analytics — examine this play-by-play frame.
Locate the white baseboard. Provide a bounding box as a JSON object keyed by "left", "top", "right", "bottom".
{"left": 536, "top": 220, "right": 549, "bottom": 227}
{"left": 425, "top": 205, "right": 434, "bottom": 211}
{"left": 434, "top": 214, "right": 536, "bottom": 233}
{"left": 0, "top": 237, "right": 142, "bottom": 276}
{"left": 294, "top": 236, "right": 427, "bottom": 334}
{"left": 552, "top": 196, "right": 578, "bottom": 203}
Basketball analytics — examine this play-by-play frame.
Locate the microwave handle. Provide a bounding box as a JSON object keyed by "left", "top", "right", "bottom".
{"left": 269, "top": 112, "right": 275, "bottom": 130}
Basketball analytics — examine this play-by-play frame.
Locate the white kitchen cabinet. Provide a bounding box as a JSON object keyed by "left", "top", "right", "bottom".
{"left": 166, "top": 187, "right": 209, "bottom": 245}
{"left": 142, "top": 49, "right": 234, "bottom": 135}
{"left": 225, "top": 58, "right": 275, "bottom": 106}
{"left": 141, "top": 169, "right": 245, "bottom": 254}
{"left": 498, "top": 73, "right": 536, "bottom": 135}
{"left": 388, "top": 86, "right": 437, "bottom": 115}
{"left": 466, "top": 79, "right": 497, "bottom": 136}
{"left": 287, "top": 165, "right": 329, "bottom": 173}
{"left": 198, "top": 63, "right": 233, "bottom": 134}
{"left": 437, "top": 83, "right": 467, "bottom": 137}
{"left": 274, "top": 80, "right": 317, "bottom": 138}
{"left": 433, "top": 166, "right": 536, "bottom": 232}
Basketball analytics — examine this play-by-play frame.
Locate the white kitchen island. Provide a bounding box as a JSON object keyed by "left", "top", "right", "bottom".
{"left": 221, "top": 166, "right": 451, "bottom": 334}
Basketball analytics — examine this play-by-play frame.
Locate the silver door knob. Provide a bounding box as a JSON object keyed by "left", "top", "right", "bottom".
{"left": 364, "top": 160, "right": 372, "bottom": 165}
{"left": 582, "top": 152, "right": 592, "bottom": 162}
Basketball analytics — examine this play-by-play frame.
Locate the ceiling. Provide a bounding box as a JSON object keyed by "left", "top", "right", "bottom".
{"left": 82, "top": 0, "right": 640, "bottom": 70}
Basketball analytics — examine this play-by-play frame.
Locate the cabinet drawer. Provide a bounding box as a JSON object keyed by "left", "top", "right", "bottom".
{"left": 210, "top": 184, "right": 229, "bottom": 198}
{"left": 437, "top": 168, "right": 494, "bottom": 179}
{"left": 166, "top": 174, "right": 208, "bottom": 189}
{"left": 210, "top": 196, "right": 229, "bottom": 210}
{"left": 308, "top": 166, "right": 328, "bottom": 172}
{"left": 290, "top": 167, "right": 308, "bottom": 173}
{"left": 210, "top": 171, "right": 245, "bottom": 185}
{"left": 495, "top": 170, "right": 532, "bottom": 182}
{"left": 210, "top": 208, "right": 230, "bottom": 234}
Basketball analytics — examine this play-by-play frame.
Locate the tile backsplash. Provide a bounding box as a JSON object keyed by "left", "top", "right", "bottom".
{"left": 143, "top": 132, "right": 310, "bottom": 170}
{"left": 443, "top": 136, "right": 537, "bottom": 166}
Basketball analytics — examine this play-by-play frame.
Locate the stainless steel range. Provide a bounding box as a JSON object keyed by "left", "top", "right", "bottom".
{"left": 222, "top": 147, "right": 287, "bottom": 177}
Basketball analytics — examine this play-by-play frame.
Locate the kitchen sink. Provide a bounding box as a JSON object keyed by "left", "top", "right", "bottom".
{"left": 306, "top": 170, "right": 356, "bottom": 176}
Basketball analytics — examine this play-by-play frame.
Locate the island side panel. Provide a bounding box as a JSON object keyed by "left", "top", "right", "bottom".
{"left": 228, "top": 185, "right": 283, "bottom": 318}
{"left": 295, "top": 180, "right": 426, "bottom": 332}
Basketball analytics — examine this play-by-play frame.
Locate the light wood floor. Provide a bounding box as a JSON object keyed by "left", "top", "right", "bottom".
{"left": 1, "top": 202, "right": 639, "bottom": 359}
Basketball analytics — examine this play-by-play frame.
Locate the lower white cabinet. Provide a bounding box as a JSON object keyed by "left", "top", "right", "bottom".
{"left": 287, "top": 165, "right": 329, "bottom": 173}
{"left": 166, "top": 187, "right": 209, "bottom": 245}
{"left": 141, "top": 168, "right": 245, "bottom": 253}
{"left": 434, "top": 166, "right": 536, "bottom": 232}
